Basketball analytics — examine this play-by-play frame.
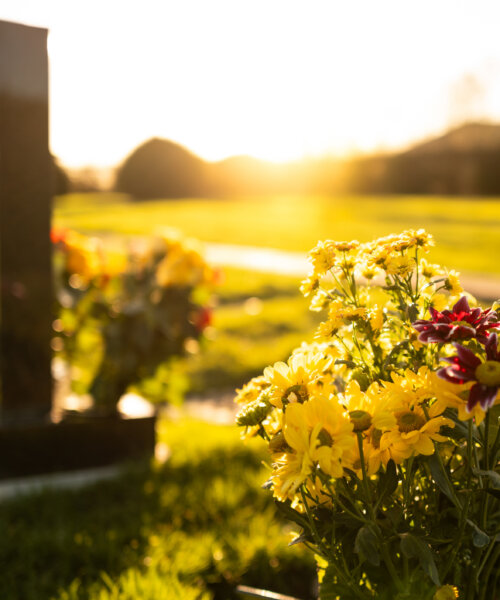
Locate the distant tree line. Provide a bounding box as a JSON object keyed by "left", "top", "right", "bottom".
{"left": 56, "top": 122, "right": 500, "bottom": 198}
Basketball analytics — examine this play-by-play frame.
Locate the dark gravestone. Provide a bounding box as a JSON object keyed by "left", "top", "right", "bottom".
{"left": 0, "top": 20, "right": 52, "bottom": 424}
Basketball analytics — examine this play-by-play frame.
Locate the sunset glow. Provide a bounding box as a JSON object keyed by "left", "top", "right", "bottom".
{"left": 2, "top": 1, "right": 500, "bottom": 167}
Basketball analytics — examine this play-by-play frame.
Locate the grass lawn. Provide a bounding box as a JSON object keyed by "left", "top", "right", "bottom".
{"left": 175, "top": 267, "right": 320, "bottom": 397}
{"left": 0, "top": 418, "right": 316, "bottom": 600}
{"left": 54, "top": 193, "right": 500, "bottom": 275}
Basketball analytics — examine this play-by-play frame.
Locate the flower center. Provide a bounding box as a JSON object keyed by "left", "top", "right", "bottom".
{"left": 451, "top": 320, "right": 471, "bottom": 328}
{"left": 371, "top": 428, "right": 383, "bottom": 449}
{"left": 475, "top": 360, "right": 500, "bottom": 387}
{"left": 396, "top": 410, "right": 426, "bottom": 433}
{"left": 349, "top": 410, "right": 372, "bottom": 432}
{"left": 317, "top": 428, "right": 333, "bottom": 447}
{"left": 284, "top": 384, "right": 308, "bottom": 404}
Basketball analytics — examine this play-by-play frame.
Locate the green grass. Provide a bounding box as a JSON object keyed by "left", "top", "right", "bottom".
{"left": 0, "top": 418, "right": 316, "bottom": 600}
{"left": 54, "top": 193, "right": 500, "bottom": 275}
{"left": 175, "top": 267, "right": 320, "bottom": 396}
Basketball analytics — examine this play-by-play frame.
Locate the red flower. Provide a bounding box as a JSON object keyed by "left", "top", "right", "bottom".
{"left": 437, "top": 333, "right": 500, "bottom": 411}
{"left": 50, "top": 227, "right": 69, "bottom": 245}
{"left": 194, "top": 306, "right": 212, "bottom": 332}
{"left": 412, "top": 296, "right": 499, "bottom": 344}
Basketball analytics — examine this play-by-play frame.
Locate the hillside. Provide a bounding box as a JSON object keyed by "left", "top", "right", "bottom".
{"left": 111, "top": 123, "right": 500, "bottom": 198}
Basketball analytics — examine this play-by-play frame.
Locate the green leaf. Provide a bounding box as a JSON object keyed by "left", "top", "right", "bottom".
{"left": 442, "top": 408, "right": 481, "bottom": 442}
{"left": 289, "top": 531, "right": 312, "bottom": 546}
{"left": 274, "top": 500, "right": 310, "bottom": 530}
{"left": 428, "top": 453, "right": 461, "bottom": 508}
{"left": 400, "top": 533, "right": 440, "bottom": 586}
{"left": 319, "top": 566, "right": 355, "bottom": 600}
{"left": 466, "top": 520, "right": 490, "bottom": 548}
{"left": 472, "top": 469, "right": 500, "bottom": 489}
{"left": 407, "top": 303, "right": 419, "bottom": 322}
{"left": 354, "top": 525, "right": 381, "bottom": 566}
{"left": 486, "top": 488, "right": 500, "bottom": 500}
{"left": 376, "top": 460, "right": 399, "bottom": 506}
{"left": 334, "top": 359, "right": 357, "bottom": 369}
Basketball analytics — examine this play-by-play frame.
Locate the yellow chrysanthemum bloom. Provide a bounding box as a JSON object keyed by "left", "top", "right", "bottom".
{"left": 263, "top": 352, "right": 331, "bottom": 409}
{"left": 234, "top": 375, "right": 269, "bottom": 405}
{"left": 308, "top": 240, "right": 337, "bottom": 275}
{"left": 401, "top": 228, "right": 434, "bottom": 251}
{"left": 380, "top": 404, "right": 453, "bottom": 463}
{"left": 368, "top": 306, "right": 384, "bottom": 331}
{"left": 382, "top": 367, "right": 448, "bottom": 417}
{"left": 419, "top": 258, "right": 444, "bottom": 279}
{"left": 156, "top": 245, "right": 209, "bottom": 287}
{"left": 444, "top": 270, "right": 463, "bottom": 296}
{"left": 283, "top": 393, "right": 355, "bottom": 479}
{"left": 385, "top": 255, "right": 417, "bottom": 277}
{"left": 428, "top": 293, "right": 449, "bottom": 313}
{"left": 433, "top": 584, "right": 459, "bottom": 600}
{"left": 64, "top": 231, "right": 102, "bottom": 282}
{"left": 342, "top": 381, "right": 397, "bottom": 432}
{"left": 300, "top": 273, "right": 320, "bottom": 298}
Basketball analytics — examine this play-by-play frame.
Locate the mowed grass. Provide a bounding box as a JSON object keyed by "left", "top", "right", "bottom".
{"left": 177, "top": 267, "right": 321, "bottom": 395}
{"left": 0, "top": 418, "right": 316, "bottom": 600}
{"left": 54, "top": 193, "right": 500, "bottom": 275}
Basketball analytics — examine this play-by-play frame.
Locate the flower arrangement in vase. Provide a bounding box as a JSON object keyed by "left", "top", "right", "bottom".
{"left": 52, "top": 227, "right": 216, "bottom": 416}
{"left": 236, "top": 230, "right": 499, "bottom": 600}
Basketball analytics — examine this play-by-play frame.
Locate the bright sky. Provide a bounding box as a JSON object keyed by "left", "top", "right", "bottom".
{"left": 2, "top": 1, "right": 500, "bottom": 167}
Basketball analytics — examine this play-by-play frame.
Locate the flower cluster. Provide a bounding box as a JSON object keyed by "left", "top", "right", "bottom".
{"left": 53, "top": 228, "right": 217, "bottom": 413}
{"left": 236, "top": 230, "right": 499, "bottom": 600}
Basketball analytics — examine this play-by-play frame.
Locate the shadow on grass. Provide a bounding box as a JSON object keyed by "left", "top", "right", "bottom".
{"left": 0, "top": 422, "right": 316, "bottom": 600}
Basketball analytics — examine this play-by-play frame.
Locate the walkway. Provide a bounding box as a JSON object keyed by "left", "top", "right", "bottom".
{"left": 205, "top": 242, "right": 500, "bottom": 301}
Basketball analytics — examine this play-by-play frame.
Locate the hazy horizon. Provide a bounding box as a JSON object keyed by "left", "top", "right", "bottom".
{"left": 2, "top": 1, "right": 500, "bottom": 169}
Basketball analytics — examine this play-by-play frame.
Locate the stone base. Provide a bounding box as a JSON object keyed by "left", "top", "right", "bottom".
{"left": 0, "top": 415, "right": 156, "bottom": 479}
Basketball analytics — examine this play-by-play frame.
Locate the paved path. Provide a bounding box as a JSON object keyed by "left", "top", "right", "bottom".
{"left": 205, "top": 243, "right": 500, "bottom": 301}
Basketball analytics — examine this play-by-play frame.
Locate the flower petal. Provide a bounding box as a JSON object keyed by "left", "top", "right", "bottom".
{"left": 455, "top": 344, "right": 482, "bottom": 369}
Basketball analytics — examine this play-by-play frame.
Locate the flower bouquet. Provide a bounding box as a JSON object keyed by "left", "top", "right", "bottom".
{"left": 52, "top": 228, "right": 216, "bottom": 415}
{"left": 235, "top": 230, "right": 499, "bottom": 600}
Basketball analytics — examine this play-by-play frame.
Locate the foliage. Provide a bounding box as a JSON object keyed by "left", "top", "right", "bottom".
{"left": 52, "top": 228, "right": 216, "bottom": 413}
{"left": 236, "top": 230, "right": 500, "bottom": 599}
{"left": 0, "top": 419, "right": 316, "bottom": 600}
{"left": 54, "top": 193, "right": 500, "bottom": 276}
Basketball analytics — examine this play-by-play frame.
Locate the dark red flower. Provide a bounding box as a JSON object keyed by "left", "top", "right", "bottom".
{"left": 412, "top": 296, "right": 499, "bottom": 344}
{"left": 194, "top": 306, "right": 212, "bottom": 332}
{"left": 438, "top": 333, "right": 500, "bottom": 411}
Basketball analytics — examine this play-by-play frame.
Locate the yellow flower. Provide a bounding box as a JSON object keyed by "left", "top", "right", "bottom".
{"left": 284, "top": 393, "right": 355, "bottom": 479}
{"left": 444, "top": 270, "right": 463, "bottom": 296}
{"left": 368, "top": 306, "right": 384, "bottom": 331}
{"left": 63, "top": 231, "right": 102, "bottom": 282}
{"left": 308, "top": 240, "right": 337, "bottom": 275}
{"left": 380, "top": 404, "right": 453, "bottom": 463}
{"left": 263, "top": 352, "right": 331, "bottom": 409}
{"left": 434, "top": 585, "right": 459, "bottom": 600}
{"left": 309, "top": 289, "right": 330, "bottom": 312}
{"left": 401, "top": 228, "right": 434, "bottom": 251}
{"left": 342, "top": 380, "right": 397, "bottom": 432}
{"left": 419, "top": 258, "right": 443, "bottom": 279}
{"left": 234, "top": 376, "right": 269, "bottom": 405}
{"left": 428, "top": 293, "right": 449, "bottom": 312}
{"left": 300, "top": 273, "right": 319, "bottom": 297}
{"left": 385, "top": 255, "right": 417, "bottom": 277}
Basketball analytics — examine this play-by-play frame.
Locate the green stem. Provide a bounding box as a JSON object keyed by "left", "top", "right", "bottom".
{"left": 357, "top": 434, "right": 405, "bottom": 593}
{"left": 440, "top": 494, "right": 471, "bottom": 580}
{"left": 356, "top": 433, "right": 373, "bottom": 513}
{"left": 478, "top": 544, "right": 500, "bottom": 600}
{"left": 299, "top": 487, "right": 371, "bottom": 600}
